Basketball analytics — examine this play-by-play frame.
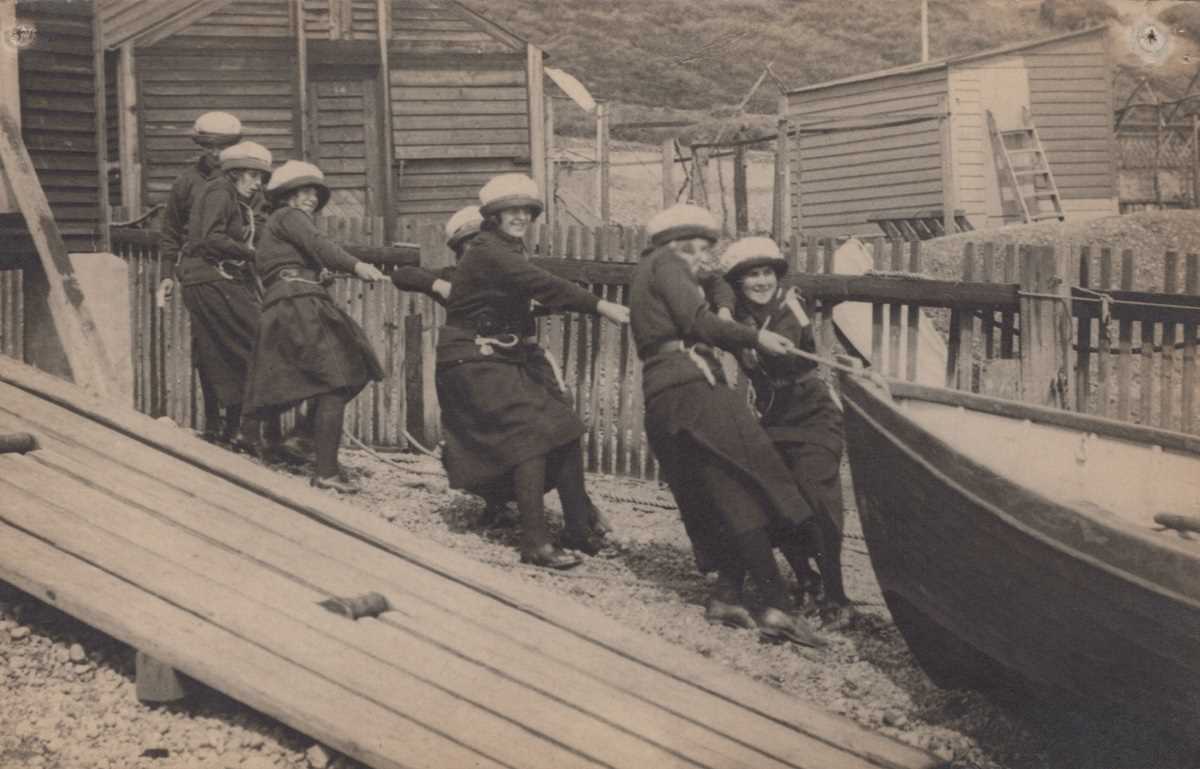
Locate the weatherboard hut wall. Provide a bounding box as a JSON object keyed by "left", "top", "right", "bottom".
{"left": 390, "top": 1, "right": 530, "bottom": 219}
{"left": 137, "top": 29, "right": 298, "bottom": 207}
{"left": 785, "top": 67, "right": 949, "bottom": 238}
{"left": 0, "top": 1, "right": 101, "bottom": 265}
{"left": 1023, "top": 29, "right": 1116, "bottom": 218}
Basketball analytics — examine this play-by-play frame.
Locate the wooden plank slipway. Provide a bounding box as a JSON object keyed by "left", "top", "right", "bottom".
{"left": 0, "top": 354, "right": 943, "bottom": 769}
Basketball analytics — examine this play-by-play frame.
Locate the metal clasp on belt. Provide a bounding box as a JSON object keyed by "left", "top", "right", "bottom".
{"left": 474, "top": 333, "right": 521, "bottom": 356}
{"left": 278, "top": 267, "right": 335, "bottom": 287}
{"left": 216, "top": 259, "right": 250, "bottom": 281}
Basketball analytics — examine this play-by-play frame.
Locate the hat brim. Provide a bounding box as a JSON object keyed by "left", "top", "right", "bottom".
{"left": 480, "top": 194, "right": 544, "bottom": 218}
{"left": 446, "top": 223, "right": 481, "bottom": 251}
{"left": 194, "top": 133, "right": 242, "bottom": 148}
{"left": 221, "top": 159, "right": 271, "bottom": 174}
{"left": 724, "top": 255, "right": 788, "bottom": 281}
{"left": 649, "top": 223, "right": 720, "bottom": 248}
{"left": 268, "top": 177, "right": 331, "bottom": 214}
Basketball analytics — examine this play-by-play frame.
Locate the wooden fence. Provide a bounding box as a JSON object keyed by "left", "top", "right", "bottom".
{"left": 8, "top": 223, "right": 1200, "bottom": 482}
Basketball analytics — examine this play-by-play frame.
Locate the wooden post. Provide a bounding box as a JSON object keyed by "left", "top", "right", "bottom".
{"left": 1019, "top": 244, "right": 1073, "bottom": 408}
{"left": 773, "top": 116, "right": 789, "bottom": 243}
{"left": 93, "top": 9, "right": 110, "bottom": 252}
{"left": 136, "top": 650, "right": 187, "bottom": 703}
{"left": 1192, "top": 114, "right": 1199, "bottom": 208}
{"left": 0, "top": 0, "right": 19, "bottom": 214}
{"left": 939, "top": 96, "right": 955, "bottom": 235}
{"left": 376, "top": 0, "right": 394, "bottom": 241}
{"left": 544, "top": 94, "right": 556, "bottom": 241}
{"left": 526, "top": 44, "right": 547, "bottom": 212}
{"left": 0, "top": 106, "right": 119, "bottom": 400}
{"left": 117, "top": 44, "right": 143, "bottom": 217}
{"left": 660, "top": 138, "right": 674, "bottom": 209}
{"left": 689, "top": 145, "right": 708, "bottom": 207}
{"left": 596, "top": 101, "right": 610, "bottom": 224}
{"left": 733, "top": 144, "right": 748, "bottom": 236}
{"left": 293, "top": 0, "right": 310, "bottom": 160}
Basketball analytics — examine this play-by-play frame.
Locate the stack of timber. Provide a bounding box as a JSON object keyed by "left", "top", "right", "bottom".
{"left": 0, "top": 355, "right": 943, "bottom": 769}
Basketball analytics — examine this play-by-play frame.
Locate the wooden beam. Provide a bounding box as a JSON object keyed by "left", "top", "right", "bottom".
{"left": 939, "top": 96, "right": 955, "bottom": 236}
{"left": 660, "top": 138, "right": 674, "bottom": 209}
{"left": 94, "top": 9, "right": 110, "bottom": 251}
{"left": 1019, "top": 245, "right": 1072, "bottom": 408}
{"left": 0, "top": 0, "right": 19, "bottom": 214}
{"left": 376, "top": 0, "right": 394, "bottom": 239}
{"left": 773, "top": 113, "right": 788, "bottom": 242}
{"left": 117, "top": 44, "right": 143, "bottom": 216}
{"left": 126, "top": 0, "right": 238, "bottom": 50}
{"left": 733, "top": 143, "right": 748, "bottom": 236}
{"left": 0, "top": 106, "right": 119, "bottom": 400}
{"left": 293, "top": 0, "right": 309, "bottom": 160}
{"left": 544, "top": 92, "right": 556, "bottom": 240}
{"left": 526, "top": 43, "right": 547, "bottom": 210}
{"left": 596, "top": 101, "right": 610, "bottom": 224}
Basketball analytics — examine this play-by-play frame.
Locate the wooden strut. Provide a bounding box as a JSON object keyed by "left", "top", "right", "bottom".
{"left": 0, "top": 106, "right": 120, "bottom": 401}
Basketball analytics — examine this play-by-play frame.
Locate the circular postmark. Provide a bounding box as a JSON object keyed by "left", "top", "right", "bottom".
{"left": 5, "top": 20, "right": 37, "bottom": 50}
{"left": 1130, "top": 17, "right": 1170, "bottom": 65}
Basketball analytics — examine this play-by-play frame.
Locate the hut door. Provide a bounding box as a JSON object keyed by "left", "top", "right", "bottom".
{"left": 308, "top": 67, "right": 385, "bottom": 222}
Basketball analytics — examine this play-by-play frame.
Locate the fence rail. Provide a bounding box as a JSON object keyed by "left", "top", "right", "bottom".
{"left": 5, "top": 220, "right": 1199, "bottom": 483}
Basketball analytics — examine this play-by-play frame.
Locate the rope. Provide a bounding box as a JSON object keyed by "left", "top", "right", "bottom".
{"left": 344, "top": 429, "right": 439, "bottom": 461}
{"left": 1017, "top": 289, "right": 1200, "bottom": 314}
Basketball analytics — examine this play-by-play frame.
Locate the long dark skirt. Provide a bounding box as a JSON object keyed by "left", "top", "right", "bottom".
{"left": 646, "top": 379, "right": 814, "bottom": 572}
{"left": 436, "top": 354, "right": 584, "bottom": 497}
{"left": 180, "top": 280, "right": 259, "bottom": 406}
{"left": 244, "top": 291, "right": 383, "bottom": 416}
{"left": 777, "top": 441, "right": 845, "bottom": 534}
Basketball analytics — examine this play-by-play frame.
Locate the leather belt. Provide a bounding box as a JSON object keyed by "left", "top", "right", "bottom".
{"left": 646, "top": 339, "right": 713, "bottom": 357}
{"left": 645, "top": 339, "right": 718, "bottom": 386}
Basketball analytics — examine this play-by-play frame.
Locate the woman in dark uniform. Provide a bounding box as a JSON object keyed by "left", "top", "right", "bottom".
{"left": 180, "top": 140, "right": 273, "bottom": 450}
{"left": 392, "top": 206, "right": 614, "bottom": 538}
{"left": 718, "top": 236, "right": 852, "bottom": 624}
{"left": 159, "top": 112, "right": 242, "bottom": 441}
{"left": 244, "top": 160, "right": 387, "bottom": 493}
{"left": 629, "top": 204, "right": 825, "bottom": 647}
{"left": 436, "top": 174, "right": 628, "bottom": 569}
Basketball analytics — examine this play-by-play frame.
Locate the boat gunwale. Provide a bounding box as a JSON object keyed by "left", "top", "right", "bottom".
{"left": 838, "top": 374, "right": 1200, "bottom": 610}
{"left": 884, "top": 380, "right": 1200, "bottom": 458}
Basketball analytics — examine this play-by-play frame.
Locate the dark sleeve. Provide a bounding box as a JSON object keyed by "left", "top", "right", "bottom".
{"left": 193, "top": 186, "right": 255, "bottom": 261}
{"left": 700, "top": 273, "right": 736, "bottom": 312}
{"left": 484, "top": 246, "right": 600, "bottom": 314}
{"left": 159, "top": 176, "right": 190, "bottom": 263}
{"left": 275, "top": 209, "right": 359, "bottom": 274}
{"left": 652, "top": 256, "right": 758, "bottom": 353}
{"left": 391, "top": 267, "right": 456, "bottom": 307}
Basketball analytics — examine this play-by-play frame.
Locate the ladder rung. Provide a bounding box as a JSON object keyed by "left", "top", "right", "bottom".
{"left": 1006, "top": 149, "right": 1041, "bottom": 154}
{"left": 1014, "top": 169, "right": 1049, "bottom": 177}
{"left": 1033, "top": 214, "right": 1064, "bottom": 221}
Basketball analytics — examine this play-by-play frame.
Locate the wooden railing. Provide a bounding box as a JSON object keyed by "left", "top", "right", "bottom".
{"left": 7, "top": 221, "right": 1196, "bottom": 483}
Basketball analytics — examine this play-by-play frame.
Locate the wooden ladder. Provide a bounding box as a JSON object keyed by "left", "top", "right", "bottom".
{"left": 986, "top": 109, "right": 1065, "bottom": 224}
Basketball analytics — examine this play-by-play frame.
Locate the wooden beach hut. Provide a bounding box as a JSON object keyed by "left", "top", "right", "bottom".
{"left": 99, "top": 0, "right": 549, "bottom": 234}
{"left": 781, "top": 26, "right": 1117, "bottom": 239}
{"left": 1, "top": 0, "right": 108, "bottom": 266}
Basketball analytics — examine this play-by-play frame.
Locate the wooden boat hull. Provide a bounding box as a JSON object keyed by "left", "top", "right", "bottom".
{"left": 839, "top": 374, "right": 1200, "bottom": 735}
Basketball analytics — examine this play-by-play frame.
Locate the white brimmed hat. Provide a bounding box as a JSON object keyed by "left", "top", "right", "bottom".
{"left": 445, "top": 205, "right": 483, "bottom": 250}
{"left": 479, "top": 173, "right": 544, "bottom": 218}
{"left": 646, "top": 204, "right": 720, "bottom": 248}
{"left": 720, "top": 236, "right": 788, "bottom": 280}
{"left": 192, "top": 112, "right": 242, "bottom": 147}
{"left": 266, "top": 160, "right": 331, "bottom": 213}
{"left": 219, "top": 141, "right": 272, "bottom": 174}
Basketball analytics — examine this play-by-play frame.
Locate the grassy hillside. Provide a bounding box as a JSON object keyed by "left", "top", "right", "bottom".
{"left": 466, "top": 0, "right": 1118, "bottom": 138}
